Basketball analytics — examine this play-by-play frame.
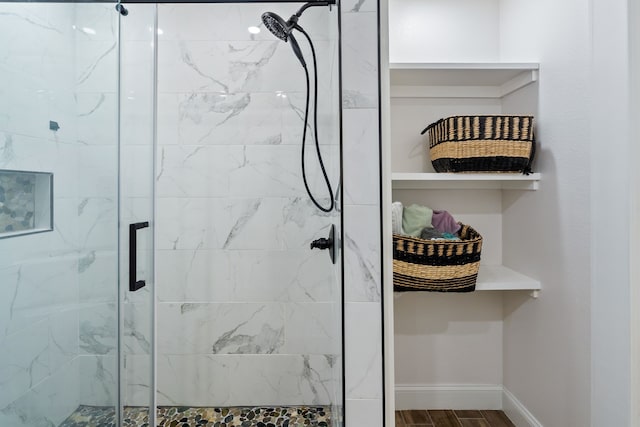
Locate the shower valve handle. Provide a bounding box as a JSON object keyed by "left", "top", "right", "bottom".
{"left": 310, "top": 237, "right": 332, "bottom": 250}
{"left": 310, "top": 224, "right": 337, "bottom": 264}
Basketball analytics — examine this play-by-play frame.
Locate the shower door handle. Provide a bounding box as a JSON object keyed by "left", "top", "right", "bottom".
{"left": 129, "top": 221, "right": 149, "bottom": 292}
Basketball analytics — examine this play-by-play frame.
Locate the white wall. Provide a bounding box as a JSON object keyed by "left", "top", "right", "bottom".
{"left": 387, "top": 0, "right": 601, "bottom": 425}
{"left": 388, "top": 0, "right": 513, "bottom": 410}
{"left": 499, "top": 0, "right": 593, "bottom": 426}
{"left": 501, "top": 1, "right": 637, "bottom": 424}
{"left": 388, "top": 0, "right": 500, "bottom": 63}
{"left": 589, "top": 0, "right": 632, "bottom": 425}
{"left": 394, "top": 292, "right": 503, "bottom": 386}
{"left": 630, "top": 0, "right": 640, "bottom": 424}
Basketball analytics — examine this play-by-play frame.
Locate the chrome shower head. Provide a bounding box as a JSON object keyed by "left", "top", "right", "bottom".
{"left": 261, "top": 12, "right": 291, "bottom": 41}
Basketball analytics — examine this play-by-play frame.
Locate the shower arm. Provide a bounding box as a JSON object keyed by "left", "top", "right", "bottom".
{"left": 294, "top": 0, "right": 336, "bottom": 18}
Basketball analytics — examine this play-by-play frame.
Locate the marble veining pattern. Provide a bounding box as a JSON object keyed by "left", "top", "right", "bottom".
{"left": 118, "top": 1, "right": 344, "bottom": 411}
{"left": 156, "top": 354, "right": 337, "bottom": 407}
{"left": 340, "top": 1, "right": 384, "bottom": 422}
{"left": 0, "top": 2, "right": 121, "bottom": 425}
{"left": 0, "top": 0, "right": 384, "bottom": 422}
{"left": 79, "top": 355, "right": 117, "bottom": 407}
{"left": 155, "top": 249, "right": 336, "bottom": 303}
{"left": 344, "top": 205, "right": 381, "bottom": 302}
{"left": 340, "top": 12, "right": 379, "bottom": 109}
{"left": 156, "top": 197, "right": 334, "bottom": 252}
{"left": 79, "top": 304, "right": 117, "bottom": 355}
{"left": 157, "top": 302, "right": 284, "bottom": 355}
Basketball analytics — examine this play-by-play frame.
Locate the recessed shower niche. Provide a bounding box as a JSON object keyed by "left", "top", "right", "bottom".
{"left": 0, "top": 169, "right": 53, "bottom": 238}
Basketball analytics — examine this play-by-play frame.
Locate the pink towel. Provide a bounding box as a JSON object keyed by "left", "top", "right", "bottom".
{"left": 432, "top": 210, "right": 461, "bottom": 234}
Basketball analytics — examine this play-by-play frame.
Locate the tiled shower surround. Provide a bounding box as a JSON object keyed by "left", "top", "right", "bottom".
{"left": 0, "top": 3, "right": 120, "bottom": 426}
{"left": 0, "top": 0, "right": 383, "bottom": 425}
{"left": 148, "top": 3, "right": 342, "bottom": 408}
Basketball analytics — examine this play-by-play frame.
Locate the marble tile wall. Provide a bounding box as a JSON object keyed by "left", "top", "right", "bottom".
{"left": 341, "top": 0, "right": 384, "bottom": 425}
{"left": 151, "top": 3, "right": 343, "bottom": 408}
{"left": 0, "top": 0, "right": 383, "bottom": 424}
{"left": 0, "top": 3, "right": 120, "bottom": 425}
{"left": 73, "top": 2, "right": 120, "bottom": 412}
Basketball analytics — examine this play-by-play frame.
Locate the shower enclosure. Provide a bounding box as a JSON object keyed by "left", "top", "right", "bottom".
{"left": 0, "top": 1, "right": 343, "bottom": 426}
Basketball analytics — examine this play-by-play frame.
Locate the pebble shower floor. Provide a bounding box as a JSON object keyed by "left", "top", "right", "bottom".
{"left": 59, "top": 405, "right": 333, "bottom": 426}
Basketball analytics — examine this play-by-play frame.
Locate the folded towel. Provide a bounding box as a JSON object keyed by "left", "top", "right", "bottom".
{"left": 432, "top": 210, "right": 461, "bottom": 234}
{"left": 391, "top": 202, "right": 404, "bottom": 234}
{"left": 420, "top": 227, "right": 460, "bottom": 241}
{"left": 419, "top": 227, "right": 443, "bottom": 240}
{"left": 403, "top": 204, "right": 433, "bottom": 237}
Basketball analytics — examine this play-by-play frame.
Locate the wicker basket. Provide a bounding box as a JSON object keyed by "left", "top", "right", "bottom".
{"left": 421, "top": 115, "right": 535, "bottom": 173}
{"left": 393, "top": 224, "right": 482, "bottom": 292}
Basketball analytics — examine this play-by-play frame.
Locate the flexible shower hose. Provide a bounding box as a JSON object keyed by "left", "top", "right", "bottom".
{"left": 297, "top": 27, "right": 335, "bottom": 213}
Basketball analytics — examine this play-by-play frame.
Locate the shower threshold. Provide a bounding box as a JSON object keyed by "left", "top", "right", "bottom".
{"left": 59, "top": 405, "right": 332, "bottom": 427}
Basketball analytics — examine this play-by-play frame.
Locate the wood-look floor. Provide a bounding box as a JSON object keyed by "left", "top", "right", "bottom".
{"left": 396, "top": 410, "right": 516, "bottom": 427}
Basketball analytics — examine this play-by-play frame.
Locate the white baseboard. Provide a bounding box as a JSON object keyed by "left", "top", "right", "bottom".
{"left": 502, "top": 387, "right": 543, "bottom": 427}
{"left": 395, "top": 384, "right": 503, "bottom": 410}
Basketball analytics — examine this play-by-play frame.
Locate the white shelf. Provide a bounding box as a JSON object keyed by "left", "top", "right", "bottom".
{"left": 389, "top": 62, "right": 539, "bottom": 98}
{"left": 393, "top": 265, "right": 541, "bottom": 295}
{"left": 475, "top": 265, "right": 541, "bottom": 291}
{"left": 392, "top": 172, "right": 541, "bottom": 191}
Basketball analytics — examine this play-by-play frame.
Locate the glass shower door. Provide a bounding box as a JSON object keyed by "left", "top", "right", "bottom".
{"left": 0, "top": 2, "right": 121, "bottom": 425}
{"left": 119, "top": 3, "right": 157, "bottom": 425}
{"left": 152, "top": 2, "right": 343, "bottom": 425}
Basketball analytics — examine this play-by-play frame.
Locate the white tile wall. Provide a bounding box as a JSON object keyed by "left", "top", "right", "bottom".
{"left": 156, "top": 354, "right": 338, "bottom": 406}
{"left": 344, "top": 205, "right": 382, "bottom": 302}
{"left": 341, "top": 2, "right": 384, "bottom": 424}
{"left": 341, "top": 12, "right": 379, "bottom": 109}
{"left": 0, "top": 321, "right": 49, "bottom": 409}
{"left": 0, "top": 357, "right": 79, "bottom": 427}
{"left": 74, "top": 0, "right": 121, "bottom": 411}
{"left": 0, "top": 2, "right": 120, "bottom": 423}
{"left": 78, "top": 303, "right": 117, "bottom": 356}
{"left": 342, "top": 109, "right": 381, "bottom": 206}
{"left": 77, "top": 354, "right": 118, "bottom": 406}
{"left": 346, "top": 398, "right": 384, "bottom": 427}
{"left": 157, "top": 302, "right": 285, "bottom": 355}
{"left": 156, "top": 249, "right": 336, "bottom": 302}
{"left": 282, "top": 302, "right": 341, "bottom": 354}
{"left": 0, "top": 0, "right": 383, "bottom": 423}
{"left": 345, "top": 302, "right": 383, "bottom": 399}
{"left": 151, "top": 2, "right": 344, "bottom": 409}
{"left": 124, "top": 354, "right": 152, "bottom": 407}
